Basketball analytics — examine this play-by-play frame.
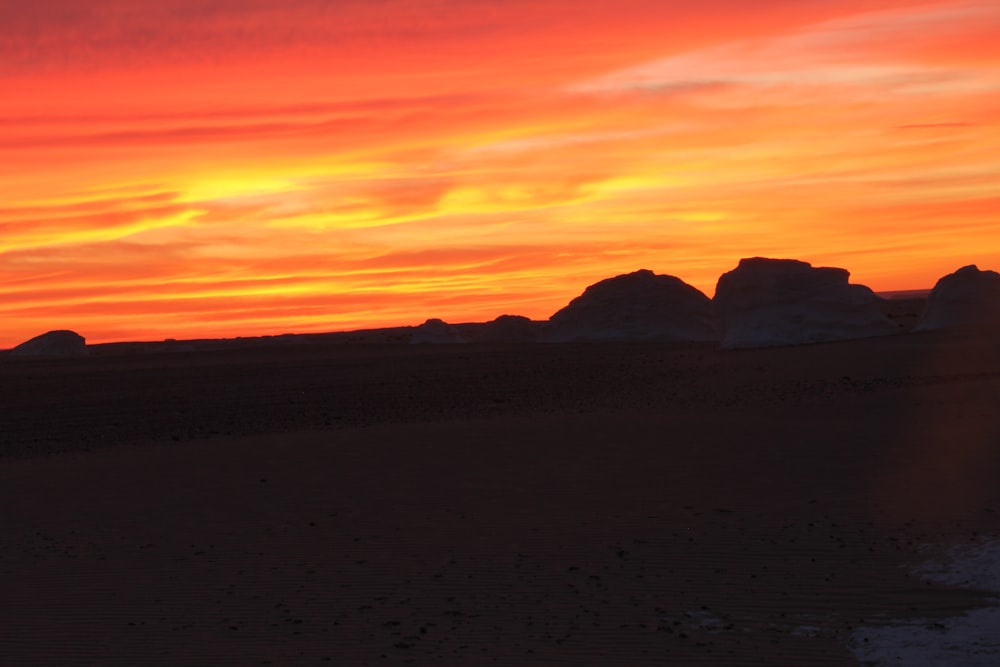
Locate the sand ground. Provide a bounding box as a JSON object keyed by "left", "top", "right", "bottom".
{"left": 2, "top": 330, "right": 999, "bottom": 665}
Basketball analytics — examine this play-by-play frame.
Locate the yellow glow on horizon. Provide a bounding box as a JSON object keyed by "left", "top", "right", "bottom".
{"left": 437, "top": 181, "right": 599, "bottom": 214}
{"left": 266, "top": 207, "right": 441, "bottom": 231}
{"left": 179, "top": 176, "right": 303, "bottom": 203}
{"left": 0, "top": 210, "right": 204, "bottom": 253}
{"left": 675, "top": 211, "right": 728, "bottom": 223}
{"left": 593, "top": 174, "right": 681, "bottom": 194}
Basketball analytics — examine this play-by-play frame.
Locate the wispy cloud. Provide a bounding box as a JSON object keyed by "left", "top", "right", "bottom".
{"left": 2, "top": 0, "right": 999, "bottom": 345}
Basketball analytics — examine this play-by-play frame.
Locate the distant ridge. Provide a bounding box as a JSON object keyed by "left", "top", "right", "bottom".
{"left": 5, "top": 264, "right": 987, "bottom": 355}
{"left": 876, "top": 289, "right": 932, "bottom": 300}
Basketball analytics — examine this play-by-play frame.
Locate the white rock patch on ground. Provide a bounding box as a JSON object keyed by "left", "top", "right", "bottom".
{"left": 850, "top": 541, "right": 1000, "bottom": 666}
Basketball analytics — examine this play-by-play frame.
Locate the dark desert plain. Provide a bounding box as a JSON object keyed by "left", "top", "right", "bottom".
{"left": 3, "top": 312, "right": 1000, "bottom": 665}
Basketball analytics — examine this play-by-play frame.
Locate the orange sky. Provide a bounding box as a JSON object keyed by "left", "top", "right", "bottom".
{"left": 2, "top": 0, "right": 999, "bottom": 346}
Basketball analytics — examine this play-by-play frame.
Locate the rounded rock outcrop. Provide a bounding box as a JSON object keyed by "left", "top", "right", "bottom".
{"left": 713, "top": 258, "right": 897, "bottom": 349}
{"left": 914, "top": 265, "right": 1000, "bottom": 332}
{"left": 9, "top": 330, "right": 89, "bottom": 358}
{"left": 542, "top": 269, "right": 718, "bottom": 342}
{"left": 409, "top": 318, "right": 465, "bottom": 344}
{"left": 478, "top": 315, "right": 539, "bottom": 343}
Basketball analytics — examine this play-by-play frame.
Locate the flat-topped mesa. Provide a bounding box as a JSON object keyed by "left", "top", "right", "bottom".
{"left": 914, "top": 265, "right": 1000, "bottom": 332}
{"left": 409, "top": 318, "right": 465, "bottom": 344}
{"left": 714, "top": 257, "right": 898, "bottom": 349}
{"left": 542, "top": 269, "right": 718, "bottom": 343}
{"left": 9, "top": 330, "right": 89, "bottom": 358}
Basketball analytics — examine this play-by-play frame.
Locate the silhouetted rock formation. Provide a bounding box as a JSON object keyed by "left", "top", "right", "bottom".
{"left": 714, "top": 258, "right": 897, "bottom": 349}
{"left": 9, "top": 330, "right": 88, "bottom": 358}
{"left": 410, "top": 318, "right": 465, "bottom": 344}
{"left": 478, "top": 315, "right": 539, "bottom": 343}
{"left": 542, "top": 269, "right": 718, "bottom": 342}
{"left": 915, "top": 265, "right": 1000, "bottom": 332}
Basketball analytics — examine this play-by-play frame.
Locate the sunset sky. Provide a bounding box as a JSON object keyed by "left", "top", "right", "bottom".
{"left": 2, "top": 0, "right": 998, "bottom": 346}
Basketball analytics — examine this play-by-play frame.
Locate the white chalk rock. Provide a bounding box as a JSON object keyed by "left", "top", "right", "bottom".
{"left": 479, "top": 315, "right": 538, "bottom": 343}
{"left": 914, "top": 265, "right": 1000, "bottom": 332}
{"left": 714, "top": 258, "right": 897, "bottom": 349}
{"left": 410, "top": 318, "right": 465, "bottom": 344}
{"left": 543, "top": 269, "right": 718, "bottom": 342}
{"left": 9, "top": 330, "right": 88, "bottom": 358}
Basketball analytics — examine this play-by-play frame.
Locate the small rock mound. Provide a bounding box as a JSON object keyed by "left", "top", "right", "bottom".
{"left": 542, "top": 269, "right": 718, "bottom": 342}
{"left": 9, "top": 330, "right": 88, "bottom": 358}
{"left": 714, "top": 258, "right": 897, "bottom": 349}
{"left": 478, "top": 315, "right": 539, "bottom": 343}
{"left": 410, "top": 319, "right": 465, "bottom": 344}
{"left": 915, "top": 265, "right": 1000, "bottom": 332}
